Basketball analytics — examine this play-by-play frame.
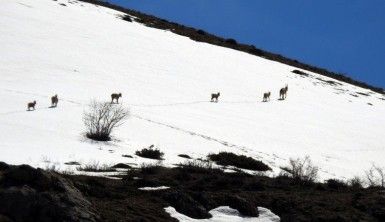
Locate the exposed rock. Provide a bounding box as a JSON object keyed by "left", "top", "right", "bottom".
{"left": 224, "top": 195, "right": 259, "bottom": 217}
{"left": 0, "top": 215, "right": 12, "bottom": 222}
{"left": 0, "top": 162, "right": 98, "bottom": 222}
{"left": 112, "top": 163, "right": 131, "bottom": 169}
{"left": 194, "top": 192, "right": 259, "bottom": 217}
{"left": 162, "top": 190, "right": 210, "bottom": 219}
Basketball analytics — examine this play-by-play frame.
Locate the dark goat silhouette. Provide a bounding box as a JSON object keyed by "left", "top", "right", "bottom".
{"left": 51, "top": 94, "right": 58, "bottom": 107}
{"left": 210, "top": 92, "right": 220, "bottom": 102}
{"left": 279, "top": 85, "right": 288, "bottom": 100}
{"left": 263, "top": 92, "right": 271, "bottom": 102}
{"left": 27, "top": 101, "right": 36, "bottom": 111}
{"left": 111, "top": 93, "right": 122, "bottom": 104}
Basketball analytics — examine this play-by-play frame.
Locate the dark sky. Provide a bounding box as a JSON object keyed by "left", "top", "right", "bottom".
{"left": 110, "top": 0, "right": 385, "bottom": 88}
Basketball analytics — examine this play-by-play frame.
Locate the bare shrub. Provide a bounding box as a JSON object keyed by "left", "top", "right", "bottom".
{"left": 365, "top": 164, "right": 385, "bottom": 188}
{"left": 139, "top": 162, "right": 163, "bottom": 175}
{"left": 44, "top": 163, "right": 74, "bottom": 175}
{"left": 83, "top": 100, "right": 129, "bottom": 141}
{"left": 76, "top": 162, "right": 116, "bottom": 172}
{"left": 135, "top": 146, "right": 164, "bottom": 160}
{"left": 61, "top": 169, "right": 75, "bottom": 175}
{"left": 281, "top": 156, "right": 318, "bottom": 183}
{"left": 326, "top": 179, "right": 347, "bottom": 190}
{"left": 208, "top": 152, "right": 271, "bottom": 171}
{"left": 348, "top": 176, "right": 364, "bottom": 189}
{"left": 178, "top": 160, "right": 222, "bottom": 174}
{"left": 44, "top": 163, "right": 59, "bottom": 173}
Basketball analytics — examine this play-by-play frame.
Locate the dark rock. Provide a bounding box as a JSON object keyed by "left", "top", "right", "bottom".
{"left": 112, "top": 163, "right": 131, "bottom": 169}
{"left": 0, "top": 162, "right": 10, "bottom": 171}
{"left": 178, "top": 154, "right": 191, "bottom": 159}
{"left": 0, "top": 214, "right": 13, "bottom": 222}
{"left": 122, "top": 15, "right": 132, "bottom": 22}
{"left": 0, "top": 163, "right": 98, "bottom": 222}
{"left": 1, "top": 164, "right": 53, "bottom": 191}
{"left": 162, "top": 190, "right": 210, "bottom": 219}
{"left": 373, "top": 207, "right": 385, "bottom": 221}
{"left": 122, "top": 154, "right": 133, "bottom": 158}
{"left": 224, "top": 195, "right": 258, "bottom": 217}
{"left": 191, "top": 192, "right": 259, "bottom": 217}
{"left": 200, "top": 193, "right": 259, "bottom": 217}
{"left": 64, "top": 161, "right": 81, "bottom": 166}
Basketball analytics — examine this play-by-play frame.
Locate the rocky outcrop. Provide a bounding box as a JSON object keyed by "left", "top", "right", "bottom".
{"left": 162, "top": 190, "right": 210, "bottom": 219}
{"left": 0, "top": 162, "right": 98, "bottom": 222}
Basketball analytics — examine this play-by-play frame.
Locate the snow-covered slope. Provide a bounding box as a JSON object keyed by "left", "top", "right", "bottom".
{"left": 1, "top": 0, "right": 384, "bottom": 180}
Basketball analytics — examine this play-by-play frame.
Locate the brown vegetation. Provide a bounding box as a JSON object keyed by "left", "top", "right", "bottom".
{"left": 1, "top": 162, "right": 385, "bottom": 221}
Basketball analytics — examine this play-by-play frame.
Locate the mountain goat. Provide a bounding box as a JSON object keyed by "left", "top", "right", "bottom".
{"left": 51, "top": 94, "right": 58, "bottom": 107}
{"left": 279, "top": 85, "right": 288, "bottom": 100}
{"left": 111, "top": 93, "right": 122, "bottom": 104}
{"left": 27, "top": 101, "right": 36, "bottom": 111}
{"left": 263, "top": 92, "right": 271, "bottom": 102}
{"left": 211, "top": 92, "right": 220, "bottom": 102}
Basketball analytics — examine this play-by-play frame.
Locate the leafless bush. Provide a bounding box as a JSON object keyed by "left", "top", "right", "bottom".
{"left": 348, "top": 176, "right": 364, "bottom": 189}
{"left": 280, "top": 156, "right": 318, "bottom": 183}
{"left": 44, "top": 163, "right": 59, "bottom": 173}
{"left": 61, "top": 169, "right": 75, "bottom": 175}
{"left": 139, "top": 162, "right": 164, "bottom": 174}
{"left": 76, "top": 161, "right": 116, "bottom": 172}
{"left": 135, "top": 146, "right": 164, "bottom": 160}
{"left": 207, "top": 152, "right": 271, "bottom": 171}
{"left": 83, "top": 100, "right": 129, "bottom": 141}
{"left": 44, "top": 163, "right": 74, "bottom": 175}
{"left": 178, "top": 160, "right": 223, "bottom": 174}
{"left": 181, "top": 159, "right": 213, "bottom": 169}
{"left": 365, "top": 164, "right": 385, "bottom": 188}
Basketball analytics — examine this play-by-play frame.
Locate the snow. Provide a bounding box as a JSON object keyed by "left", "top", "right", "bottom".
{"left": 164, "top": 206, "right": 280, "bottom": 222}
{"left": 138, "top": 186, "right": 170, "bottom": 191}
{"left": 0, "top": 0, "right": 384, "bottom": 180}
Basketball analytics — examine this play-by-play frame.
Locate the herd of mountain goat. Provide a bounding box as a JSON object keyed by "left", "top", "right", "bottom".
{"left": 27, "top": 85, "right": 288, "bottom": 110}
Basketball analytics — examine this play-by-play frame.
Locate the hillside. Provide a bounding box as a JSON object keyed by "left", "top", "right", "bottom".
{"left": 0, "top": 0, "right": 385, "bottom": 184}
{"left": 2, "top": 162, "right": 384, "bottom": 221}
{"left": 82, "top": 0, "right": 385, "bottom": 94}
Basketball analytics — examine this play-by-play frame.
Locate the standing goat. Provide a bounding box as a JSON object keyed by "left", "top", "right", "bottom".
{"left": 279, "top": 85, "right": 288, "bottom": 100}
{"left": 51, "top": 94, "right": 58, "bottom": 107}
{"left": 210, "top": 92, "right": 220, "bottom": 102}
{"left": 111, "top": 93, "right": 122, "bottom": 104}
{"left": 263, "top": 92, "right": 271, "bottom": 102}
{"left": 27, "top": 101, "right": 36, "bottom": 111}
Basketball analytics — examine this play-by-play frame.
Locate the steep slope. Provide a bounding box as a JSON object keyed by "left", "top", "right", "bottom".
{"left": 0, "top": 0, "right": 384, "bottom": 180}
